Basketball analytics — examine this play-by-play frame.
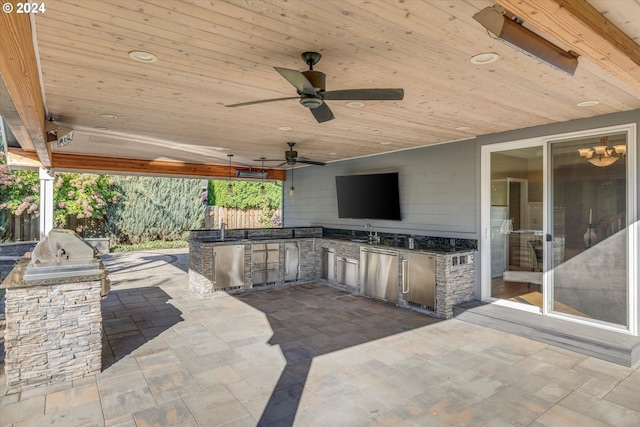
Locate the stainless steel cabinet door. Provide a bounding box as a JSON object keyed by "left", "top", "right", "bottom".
{"left": 212, "top": 245, "right": 245, "bottom": 289}
{"left": 337, "top": 257, "right": 358, "bottom": 287}
{"left": 284, "top": 242, "right": 300, "bottom": 281}
{"left": 360, "top": 248, "right": 398, "bottom": 303}
{"left": 251, "top": 243, "right": 279, "bottom": 284}
{"left": 402, "top": 253, "right": 435, "bottom": 308}
{"left": 321, "top": 248, "right": 335, "bottom": 280}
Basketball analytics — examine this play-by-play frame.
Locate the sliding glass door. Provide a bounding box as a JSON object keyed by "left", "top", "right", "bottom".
{"left": 487, "top": 144, "right": 544, "bottom": 309}
{"left": 482, "top": 124, "right": 636, "bottom": 331}
{"left": 548, "top": 132, "right": 629, "bottom": 327}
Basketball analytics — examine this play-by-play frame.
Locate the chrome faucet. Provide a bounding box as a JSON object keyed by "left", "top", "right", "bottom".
{"left": 365, "top": 223, "right": 375, "bottom": 244}
{"left": 220, "top": 222, "right": 226, "bottom": 241}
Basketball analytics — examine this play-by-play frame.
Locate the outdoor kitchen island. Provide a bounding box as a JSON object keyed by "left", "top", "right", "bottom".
{"left": 189, "top": 227, "right": 477, "bottom": 319}
{"left": 1, "top": 230, "right": 110, "bottom": 394}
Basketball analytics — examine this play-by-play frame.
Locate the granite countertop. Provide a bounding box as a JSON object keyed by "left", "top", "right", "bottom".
{"left": 320, "top": 235, "right": 474, "bottom": 254}
{"left": 1, "top": 255, "right": 108, "bottom": 289}
{"left": 194, "top": 234, "right": 474, "bottom": 254}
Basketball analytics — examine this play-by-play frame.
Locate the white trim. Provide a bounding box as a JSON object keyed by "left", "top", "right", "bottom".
{"left": 626, "top": 124, "right": 637, "bottom": 335}
{"left": 0, "top": 116, "right": 8, "bottom": 156}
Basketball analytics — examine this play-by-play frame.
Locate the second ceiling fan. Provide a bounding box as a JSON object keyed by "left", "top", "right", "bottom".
{"left": 257, "top": 142, "right": 326, "bottom": 167}
{"left": 226, "top": 52, "right": 404, "bottom": 123}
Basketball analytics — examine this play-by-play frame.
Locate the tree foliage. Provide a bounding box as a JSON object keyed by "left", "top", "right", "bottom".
{"left": 53, "top": 173, "right": 120, "bottom": 228}
{"left": 1, "top": 134, "right": 119, "bottom": 232}
{"left": 207, "top": 180, "right": 281, "bottom": 209}
{"left": 106, "top": 175, "right": 205, "bottom": 244}
{"left": 0, "top": 151, "right": 40, "bottom": 217}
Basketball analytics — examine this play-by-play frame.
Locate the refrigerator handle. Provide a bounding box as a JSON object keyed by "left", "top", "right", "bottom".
{"left": 213, "top": 251, "right": 217, "bottom": 283}
{"left": 285, "top": 248, "right": 289, "bottom": 276}
{"left": 402, "top": 259, "right": 409, "bottom": 294}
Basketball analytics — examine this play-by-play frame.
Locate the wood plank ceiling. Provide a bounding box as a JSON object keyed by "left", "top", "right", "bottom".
{"left": 2, "top": 0, "right": 640, "bottom": 177}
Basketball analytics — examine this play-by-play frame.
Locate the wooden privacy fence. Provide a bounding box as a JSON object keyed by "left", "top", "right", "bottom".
{"left": 3, "top": 207, "right": 279, "bottom": 241}
{"left": 205, "top": 206, "right": 281, "bottom": 229}
{"left": 3, "top": 212, "right": 39, "bottom": 242}
{"left": 2, "top": 212, "right": 106, "bottom": 242}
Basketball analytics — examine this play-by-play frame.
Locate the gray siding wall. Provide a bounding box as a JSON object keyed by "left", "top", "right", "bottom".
{"left": 283, "top": 110, "right": 640, "bottom": 242}
{"left": 282, "top": 139, "right": 477, "bottom": 239}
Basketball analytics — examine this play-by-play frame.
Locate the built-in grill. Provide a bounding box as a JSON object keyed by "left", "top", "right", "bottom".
{"left": 24, "top": 229, "right": 109, "bottom": 295}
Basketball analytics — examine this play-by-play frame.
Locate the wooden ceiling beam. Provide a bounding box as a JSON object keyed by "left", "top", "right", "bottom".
{"left": 7, "top": 148, "right": 286, "bottom": 181}
{"left": 494, "top": 0, "right": 640, "bottom": 91}
{"left": 0, "top": 1, "right": 51, "bottom": 167}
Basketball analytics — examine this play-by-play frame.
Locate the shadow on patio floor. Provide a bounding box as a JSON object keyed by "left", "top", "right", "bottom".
{"left": 101, "top": 286, "right": 183, "bottom": 370}
{"left": 235, "top": 284, "right": 441, "bottom": 425}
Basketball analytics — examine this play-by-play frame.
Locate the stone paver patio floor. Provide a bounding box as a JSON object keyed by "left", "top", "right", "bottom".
{"left": 1, "top": 248, "right": 639, "bottom": 426}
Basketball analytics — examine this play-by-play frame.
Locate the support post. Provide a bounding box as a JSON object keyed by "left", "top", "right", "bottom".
{"left": 39, "top": 168, "right": 54, "bottom": 239}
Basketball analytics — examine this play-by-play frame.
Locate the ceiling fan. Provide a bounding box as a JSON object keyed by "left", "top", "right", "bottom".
{"left": 226, "top": 52, "right": 404, "bottom": 123}
{"left": 257, "top": 142, "right": 326, "bottom": 167}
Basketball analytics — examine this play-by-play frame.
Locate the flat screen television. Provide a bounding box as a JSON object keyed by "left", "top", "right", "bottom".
{"left": 335, "top": 172, "right": 401, "bottom": 220}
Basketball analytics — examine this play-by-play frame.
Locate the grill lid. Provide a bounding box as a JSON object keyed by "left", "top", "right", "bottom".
{"left": 25, "top": 229, "right": 101, "bottom": 281}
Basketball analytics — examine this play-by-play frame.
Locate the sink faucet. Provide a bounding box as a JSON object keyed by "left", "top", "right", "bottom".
{"left": 365, "top": 223, "right": 372, "bottom": 243}
{"left": 220, "top": 222, "right": 226, "bottom": 241}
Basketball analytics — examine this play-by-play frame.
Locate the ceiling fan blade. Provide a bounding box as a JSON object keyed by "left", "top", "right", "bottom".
{"left": 274, "top": 67, "right": 316, "bottom": 96}
{"left": 310, "top": 102, "right": 334, "bottom": 123}
{"left": 276, "top": 161, "right": 288, "bottom": 167}
{"left": 253, "top": 159, "right": 284, "bottom": 162}
{"left": 295, "top": 158, "right": 326, "bottom": 166}
{"left": 322, "top": 88, "right": 404, "bottom": 101}
{"left": 226, "top": 96, "right": 299, "bottom": 108}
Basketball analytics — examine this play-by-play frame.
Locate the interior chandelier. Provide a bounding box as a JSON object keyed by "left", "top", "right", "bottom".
{"left": 578, "top": 136, "right": 626, "bottom": 167}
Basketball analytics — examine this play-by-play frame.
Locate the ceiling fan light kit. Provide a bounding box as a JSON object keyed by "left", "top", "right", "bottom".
{"left": 299, "top": 94, "right": 324, "bottom": 109}
{"left": 226, "top": 51, "right": 404, "bottom": 123}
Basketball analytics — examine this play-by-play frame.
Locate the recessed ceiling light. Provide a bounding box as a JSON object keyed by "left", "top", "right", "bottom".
{"left": 278, "top": 126, "right": 292, "bottom": 131}
{"left": 100, "top": 113, "right": 119, "bottom": 119}
{"left": 128, "top": 50, "right": 158, "bottom": 63}
{"left": 346, "top": 102, "right": 365, "bottom": 108}
{"left": 94, "top": 126, "right": 109, "bottom": 131}
{"left": 577, "top": 100, "right": 599, "bottom": 107}
{"left": 328, "top": 152, "right": 337, "bottom": 155}
{"left": 380, "top": 141, "right": 392, "bottom": 145}
{"left": 456, "top": 126, "right": 471, "bottom": 131}
{"left": 470, "top": 52, "right": 500, "bottom": 64}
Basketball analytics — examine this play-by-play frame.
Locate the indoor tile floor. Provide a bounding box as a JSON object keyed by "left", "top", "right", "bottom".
{"left": 1, "top": 248, "right": 639, "bottom": 426}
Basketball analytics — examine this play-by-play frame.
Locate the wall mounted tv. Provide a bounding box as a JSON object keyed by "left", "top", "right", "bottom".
{"left": 335, "top": 172, "right": 401, "bottom": 220}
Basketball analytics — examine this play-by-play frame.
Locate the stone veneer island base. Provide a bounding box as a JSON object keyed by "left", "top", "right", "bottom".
{"left": 189, "top": 227, "right": 476, "bottom": 320}
{"left": 2, "top": 256, "right": 108, "bottom": 394}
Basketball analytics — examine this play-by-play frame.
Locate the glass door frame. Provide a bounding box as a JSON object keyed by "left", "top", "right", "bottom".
{"left": 480, "top": 137, "right": 547, "bottom": 314}
{"left": 480, "top": 123, "right": 637, "bottom": 334}
{"left": 544, "top": 124, "right": 637, "bottom": 334}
